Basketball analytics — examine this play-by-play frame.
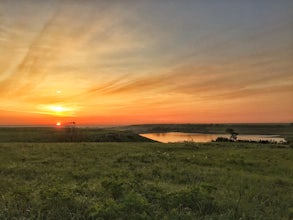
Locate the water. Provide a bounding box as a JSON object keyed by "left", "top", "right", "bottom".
{"left": 140, "top": 132, "right": 286, "bottom": 143}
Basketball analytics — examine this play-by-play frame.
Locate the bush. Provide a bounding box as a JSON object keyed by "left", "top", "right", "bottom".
{"left": 88, "top": 174, "right": 218, "bottom": 219}
{"left": 214, "top": 137, "right": 231, "bottom": 142}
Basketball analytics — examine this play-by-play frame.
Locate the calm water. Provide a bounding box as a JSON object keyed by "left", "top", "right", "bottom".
{"left": 140, "top": 132, "right": 286, "bottom": 143}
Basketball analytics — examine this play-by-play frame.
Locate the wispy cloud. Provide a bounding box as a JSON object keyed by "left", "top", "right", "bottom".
{"left": 0, "top": 0, "right": 292, "bottom": 123}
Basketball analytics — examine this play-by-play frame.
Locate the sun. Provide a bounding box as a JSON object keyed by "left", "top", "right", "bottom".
{"left": 37, "top": 104, "right": 79, "bottom": 117}
{"left": 50, "top": 106, "right": 66, "bottom": 113}
{"left": 46, "top": 105, "right": 73, "bottom": 116}
{"left": 56, "top": 122, "right": 61, "bottom": 126}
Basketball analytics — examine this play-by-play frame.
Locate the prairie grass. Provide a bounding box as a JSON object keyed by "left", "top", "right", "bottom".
{"left": 0, "top": 142, "right": 292, "bottom": 219}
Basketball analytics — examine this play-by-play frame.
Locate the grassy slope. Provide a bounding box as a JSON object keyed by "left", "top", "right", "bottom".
{"left": 0, "top": 127, "right": 153, "bottom": 143}
{"left": 0, "top": 142, "right": 292, "bottom": 219}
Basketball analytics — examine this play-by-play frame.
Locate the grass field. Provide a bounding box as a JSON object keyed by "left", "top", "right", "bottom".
{"left": 0, "top": 141, "right": 292, "bottom": 219}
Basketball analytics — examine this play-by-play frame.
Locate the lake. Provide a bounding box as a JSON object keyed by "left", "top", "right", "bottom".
{"left": 140, "top": 132, "right": 286, "bottom": 143}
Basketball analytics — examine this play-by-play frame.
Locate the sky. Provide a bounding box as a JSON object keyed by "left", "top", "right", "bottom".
{"left": 0, "top": 0, "right": 292, "bottom": 125}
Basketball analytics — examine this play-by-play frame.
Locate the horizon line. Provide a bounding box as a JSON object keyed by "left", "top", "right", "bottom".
{"left": 0, "top": 122, "right": 292, "bottom": 127}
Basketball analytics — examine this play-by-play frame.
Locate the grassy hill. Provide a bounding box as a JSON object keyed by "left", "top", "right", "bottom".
{"left": 0, "top": 127, "right": 153, "bottom": 143}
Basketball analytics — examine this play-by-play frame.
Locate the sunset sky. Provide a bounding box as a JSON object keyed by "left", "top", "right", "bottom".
{"left": 0, "top": 0, "right": 292, "bottom": 125}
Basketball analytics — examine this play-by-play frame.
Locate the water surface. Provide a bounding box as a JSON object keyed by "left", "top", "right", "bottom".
{"left": 140, "top": 132, "right": 286, "bottom": 143}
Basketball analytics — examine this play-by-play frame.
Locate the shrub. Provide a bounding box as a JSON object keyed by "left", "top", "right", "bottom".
{"left": 87, "top": 173, "right": 219, "bottom": 219}
{"left": 215, "top": 137, "right": 231, "bottom": 142}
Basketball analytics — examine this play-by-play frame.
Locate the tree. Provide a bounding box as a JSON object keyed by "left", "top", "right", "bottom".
{"left": 64, "top": 121, "right": 79, "bottom": 141}
{"left": 225, "top": 128, "right": 238, "bottom": 141}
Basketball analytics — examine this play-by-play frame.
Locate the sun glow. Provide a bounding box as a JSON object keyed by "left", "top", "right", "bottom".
{"left": 50, "top": 105, "right": 67, "bottom": 113}
{"left": 56, "top": 122, "right": 61, "bottom": 126}
{"left": 37, "top": 104, "right": 76, "bottom": 116}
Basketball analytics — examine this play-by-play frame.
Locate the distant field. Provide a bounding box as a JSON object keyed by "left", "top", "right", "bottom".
{"left": 118, "top": 123, "right": 293, "bottom": 135}
{"left": 1, "top": 124, "right": 292, "bottom": 143}
{"left": 0, "top": 142, "right": 292, "bottom": 219}
{"left": 0, "top": 127, "right": 153, "bottom": 143}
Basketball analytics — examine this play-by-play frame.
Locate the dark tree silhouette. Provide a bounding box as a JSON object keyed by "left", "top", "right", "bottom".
{"left": 225, "top": 128, "right": 238, "bottom": 141}
{"left": 64, "top": 121, "right": 79, "bottom": 141}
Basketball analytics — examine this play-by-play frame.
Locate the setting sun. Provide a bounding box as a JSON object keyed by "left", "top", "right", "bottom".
{"left": 50, "top": 106, "right": 66, "bottom": 113}
{"left": 56, "top": 122, "right": 61, "bottom": 126}
{"left": 35, "top": 104, "right": 77, "bottom": 118}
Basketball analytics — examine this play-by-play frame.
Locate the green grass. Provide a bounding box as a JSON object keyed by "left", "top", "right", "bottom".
{"left": 0, "top": 142, "right": 292, "bottom": 219}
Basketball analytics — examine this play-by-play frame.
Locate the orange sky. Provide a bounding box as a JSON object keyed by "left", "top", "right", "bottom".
{"left": 0, "top": 0, "right": 292, "bottom": 125}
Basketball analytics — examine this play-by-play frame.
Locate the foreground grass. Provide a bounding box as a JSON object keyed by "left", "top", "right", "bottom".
{"left": 0, "top": 142, "right": 292, "bottom": 219}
